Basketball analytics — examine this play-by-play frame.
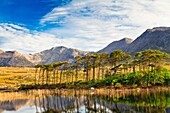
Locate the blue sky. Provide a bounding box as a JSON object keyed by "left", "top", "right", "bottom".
{"left": 0, "top": 0, "right": 170, "bottom": 53}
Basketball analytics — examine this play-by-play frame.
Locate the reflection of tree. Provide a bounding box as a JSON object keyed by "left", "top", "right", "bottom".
{"left": 32, "top": 89, "right": 170, "bottom": 113}
{"left": 34, "top": 96, "right": 38, "bottom": 113}
{"left": 0, "top": 99, "right": 31, "bottom": 112}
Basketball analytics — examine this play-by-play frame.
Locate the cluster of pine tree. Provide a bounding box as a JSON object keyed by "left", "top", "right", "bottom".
{"left": 34, "top": 50, "right": 169, "bottom": 87}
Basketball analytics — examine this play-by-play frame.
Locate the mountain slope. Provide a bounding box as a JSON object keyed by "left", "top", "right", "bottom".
{"left": 0, "top": 51, "right": 34, "bottom": 67}
{"left": 126, "top": 27, "right": 170, "bottom": 54}
{"left": 25, "top": 46, "right": 90, "bottom": 64}
{"left": 98, "top": 38, "right": 133, "bottom": 54}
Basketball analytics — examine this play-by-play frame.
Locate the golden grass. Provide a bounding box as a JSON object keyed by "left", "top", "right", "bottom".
{"left": 0, "top": 67, "right": 35, "bottom": 88}
{"left": 0, "top": 67, "right": 105, "bottom": 88}
{"left": 0, "top": 63, "right": 169, "bottom": 89}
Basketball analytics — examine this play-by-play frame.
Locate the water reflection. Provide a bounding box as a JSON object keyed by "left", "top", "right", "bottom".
{"left": 0, "top": 89, "right": 170, "bottom": 113}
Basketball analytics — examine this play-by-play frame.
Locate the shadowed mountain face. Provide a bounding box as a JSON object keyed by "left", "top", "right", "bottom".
{"left": 98, "top": 27, "right": 170, "bottom": 54}
{"left": 98, "top": 38, "right": 133, "bottom": 54}
{"left": 126, "top": 27, "right": 170, "bottom": 54}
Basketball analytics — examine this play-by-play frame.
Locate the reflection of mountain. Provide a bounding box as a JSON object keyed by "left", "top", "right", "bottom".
{"left": 0, "top": 99, "right": 34, "bottom": 112}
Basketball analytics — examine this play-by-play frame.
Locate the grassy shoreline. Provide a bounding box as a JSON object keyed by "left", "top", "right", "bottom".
{"left": 18, "top": 83, "right": 170, "bottom": 91}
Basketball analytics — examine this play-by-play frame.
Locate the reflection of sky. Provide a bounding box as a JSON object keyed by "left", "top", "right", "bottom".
{"left": 1, "top": 0, "right": 170, "bottom": 53}
{"left": 2, "top": 106, "right": 40, "bottom": 113}
{"left": 72, "top": 104, "right": 113, "bottom": 113}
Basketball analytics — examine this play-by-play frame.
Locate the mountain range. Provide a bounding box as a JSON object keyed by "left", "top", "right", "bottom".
{"left": 0, "top": 27, "right": 170, "bottom": 67}
{"left": 0, "top": 47, "right": 90, "bottom": 67}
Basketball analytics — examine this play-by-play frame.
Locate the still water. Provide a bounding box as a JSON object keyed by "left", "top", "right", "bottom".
{"left": 0, "top": 88, "right": 170, "bottom": 113}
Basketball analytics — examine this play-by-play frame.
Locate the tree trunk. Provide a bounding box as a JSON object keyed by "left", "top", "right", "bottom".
{"left": 86, "top": 69, "right": 89, "bottom": 81}
{"left": 102, "top": 66, "right": 105, "bottom": 79}
{"left": 98, "top": 64, "right": 101, "bottom": 79}
{"left": 133, "top": 66, "right": 136, "bottom": 73}
{"left": 53, "top": 69, "right": 56, "bottom": 84}
{"left": 42, "top": 69, "right": 45, "bottom": 85}
{"left": 35, "top": 68, "right": 38, "bottom": 85}
{"left": 56, "top": 70, "right": 59, "bottom": 84}
{"left": 76, "top": 67, "right": 78, "bottom": 81}
{"left": 92, "top": 66, "right": 95, "bottom": 81}
{"left": 60, "top": 70, "right": 63, "bottom": 84}
{"left": 46, "top": 70, "right": 49, "bottom": 85}
{"left": 86, "top": 62, "right": 89, "bottom": 81}
{"left": 38, "top": 68, "right": 42, "bottom": 85}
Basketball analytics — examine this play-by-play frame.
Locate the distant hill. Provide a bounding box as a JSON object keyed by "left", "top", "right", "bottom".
{"left": 0, "top": 51, "right": 34, "bottom": 67}
{"left": 126, "top": 27, "right": 170, "bottom": 54}
{"left": 25, "top": 46, "right": 90, "bottom": 65}
{"left": 98, "top": 38, "right": 133, "bottom": 54}
{"left": 0, "top": 46, "right": 90, "bottom": 67}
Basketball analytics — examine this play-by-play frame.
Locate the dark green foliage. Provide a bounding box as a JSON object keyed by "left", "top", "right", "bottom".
{"left": 87, "top": 67, "right": 170, "bottom": 88}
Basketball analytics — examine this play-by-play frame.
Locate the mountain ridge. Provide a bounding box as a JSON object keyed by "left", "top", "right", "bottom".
{"left": 126, "top": 27, "right": 170, "bottom": 54}
{"left": 0, "top": 27, "right": 170, "bottom": 67}
{"left": 98, "top": 38, "right": 133, "bottom": 54}
{"left": 0, "top": 46, "right": 91, "bottom": 67}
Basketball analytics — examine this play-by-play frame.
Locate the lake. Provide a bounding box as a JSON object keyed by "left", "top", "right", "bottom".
{"left": 0, "top": 88, "right": 170, "bottom": 113}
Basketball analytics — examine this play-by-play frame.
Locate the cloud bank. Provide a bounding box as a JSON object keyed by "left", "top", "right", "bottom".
{"left": 0, "top": 23, "right": 59, "bottom": 53}
{"left": 1, "top": 0, "right": 170, "bottom": 53}
{"left": 40, "top": 0, "right": 170, "bottom": 51}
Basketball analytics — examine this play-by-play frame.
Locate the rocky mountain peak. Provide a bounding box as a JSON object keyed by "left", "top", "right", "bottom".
{"left": 147, "top": 27, "right": 170, "bottom": 32}
{"left": 98, "top": 38, "right": 133, "bottom": 54}
{"left": 50, "top": 46, "right": 66, "bottom": 51}
{"left": 127, "top": 26, "right": 170, "bottom": 54}
{"left": 24, "top": 46, "right": 91, "bottom": 65}
{"left": 120, "top": 38, "right": 133, "bottom": 44}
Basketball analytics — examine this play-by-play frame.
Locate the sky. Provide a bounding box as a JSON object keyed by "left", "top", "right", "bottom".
{"left": 0, "top": 0, "right": 170, "bottom": 53}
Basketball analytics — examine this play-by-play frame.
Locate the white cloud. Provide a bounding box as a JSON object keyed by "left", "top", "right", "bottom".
{"left": 0, "top": 23, "right": 80, "bottom": 53}
{"left": 1, "top": 0, "right": 170, "bottom": 53}
{"left": 40, "top": 0, "right": 170, "bottom": 51}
